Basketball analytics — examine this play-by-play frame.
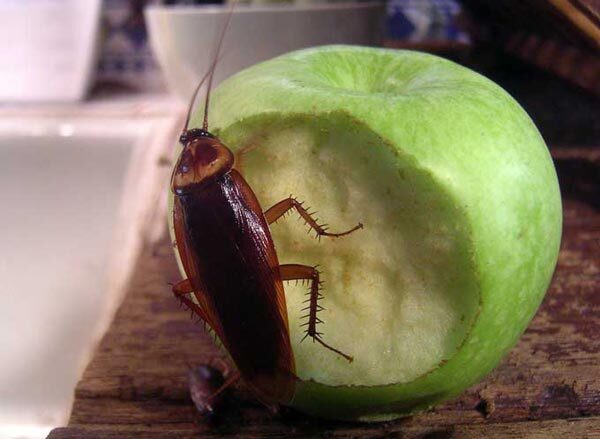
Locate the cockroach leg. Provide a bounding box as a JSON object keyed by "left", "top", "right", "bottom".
{"left": 173, "top": 278, "right": 194, "bottom": 295}
{"left": 279, "top": 264, "right": 353, "bottom": 362}
{"left": 264, "top": 197, "right": 363, "bottom": 238}
{"left": 233, "top": 140, "right": 260, "bottom": 173}
{"left": 210, "top": 357, "right": 231, "bottom": 377}
{"left": 172, "top": 279, "right": 211, "bottom": 325}
{"left": 209, "top": 370, "right": 241, "bottom": 402}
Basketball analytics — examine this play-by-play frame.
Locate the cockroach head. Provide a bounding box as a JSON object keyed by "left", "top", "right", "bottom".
{"left": 179, "top": 128, "right": 214, "bottom": 145}
{"left": 171, "top": 136, "right": 234, "bottom": 195}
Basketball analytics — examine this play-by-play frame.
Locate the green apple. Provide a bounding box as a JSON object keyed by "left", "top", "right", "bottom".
{"left": 172, "top": 45, "right": 562, "bottom": 421}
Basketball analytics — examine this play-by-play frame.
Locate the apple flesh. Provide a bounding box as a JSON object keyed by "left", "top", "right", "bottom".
{"left": 172, "top": 45, "right": 562, "bottom": 421}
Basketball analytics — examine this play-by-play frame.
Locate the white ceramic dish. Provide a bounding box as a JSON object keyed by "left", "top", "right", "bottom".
{"left": 145, "top": 2, "right": 386, "bottom": 101}
{"left": 0, "top": 107, "right": 178, "bottom": 438}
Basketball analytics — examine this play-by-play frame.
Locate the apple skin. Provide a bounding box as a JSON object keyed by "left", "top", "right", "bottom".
{"left": 179, "top": 45, "right": 562, "bottom": 421}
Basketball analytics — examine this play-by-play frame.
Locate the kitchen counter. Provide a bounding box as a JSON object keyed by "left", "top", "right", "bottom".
{"left": 46, "top": 147, "right": 599, "bottom": 438}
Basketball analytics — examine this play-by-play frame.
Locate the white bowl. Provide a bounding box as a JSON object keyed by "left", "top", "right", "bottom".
{"left": 0, "top": 0, "right": 101, "bottom": 102}
{"left": 145, "top": 2, "right": 386, "bottom": 101}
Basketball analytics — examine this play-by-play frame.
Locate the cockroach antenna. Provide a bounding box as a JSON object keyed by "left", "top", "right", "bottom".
{"left": 180, "top": 0, "right": 237, "bottom": 138}
{"left": 202, "top": 0, "right": 237, "bottom": 132}
{"left": 181, "top": 69, "right": 212, "bottom": 139}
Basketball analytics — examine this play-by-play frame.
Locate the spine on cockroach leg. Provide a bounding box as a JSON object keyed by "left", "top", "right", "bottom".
{"left": 301, "top": 267, "right": 324, "bottom": 341}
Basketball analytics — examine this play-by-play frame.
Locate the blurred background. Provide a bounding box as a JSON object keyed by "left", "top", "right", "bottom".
{"left": 0, "top": 0, "right": 597, "bottom": 438}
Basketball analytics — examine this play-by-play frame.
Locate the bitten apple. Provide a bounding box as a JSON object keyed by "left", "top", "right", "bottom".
{"left": 171, "top": 45, "right": 562, "bottom": 421}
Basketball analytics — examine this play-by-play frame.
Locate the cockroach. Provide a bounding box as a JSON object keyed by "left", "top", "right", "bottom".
{"left": 170, "top": 5, "right": 363, "bottom": 408}
{"left": 188, "top": 361, "right": 228, "bottom": 417}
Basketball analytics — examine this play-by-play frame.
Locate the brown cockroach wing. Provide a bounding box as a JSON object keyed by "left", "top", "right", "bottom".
{"left": 173, "top": 169, "right": 296, "bottom": 404}
{"left": 228, "top": 170, "right": 292, "bottom": 333}
{"left": 173, "top": 196, "right": 225, "bottom": 340}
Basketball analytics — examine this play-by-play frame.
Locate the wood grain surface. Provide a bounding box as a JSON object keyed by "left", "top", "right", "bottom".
{"left": 48, "top": 148, "right": 600, "bottom": 438}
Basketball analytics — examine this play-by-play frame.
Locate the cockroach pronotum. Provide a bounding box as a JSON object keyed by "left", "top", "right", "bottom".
{"left": 170, "top": 5, "right": 363, "bottom": 409}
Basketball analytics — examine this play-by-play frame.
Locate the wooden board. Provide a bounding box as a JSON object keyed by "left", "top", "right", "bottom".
{"left": 48, "top": 148, "right": 600, "bottom": 438}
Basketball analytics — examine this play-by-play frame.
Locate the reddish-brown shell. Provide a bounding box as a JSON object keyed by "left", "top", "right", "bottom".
{"left": 173, "top": 137, "right": 296, "bottom": 403}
